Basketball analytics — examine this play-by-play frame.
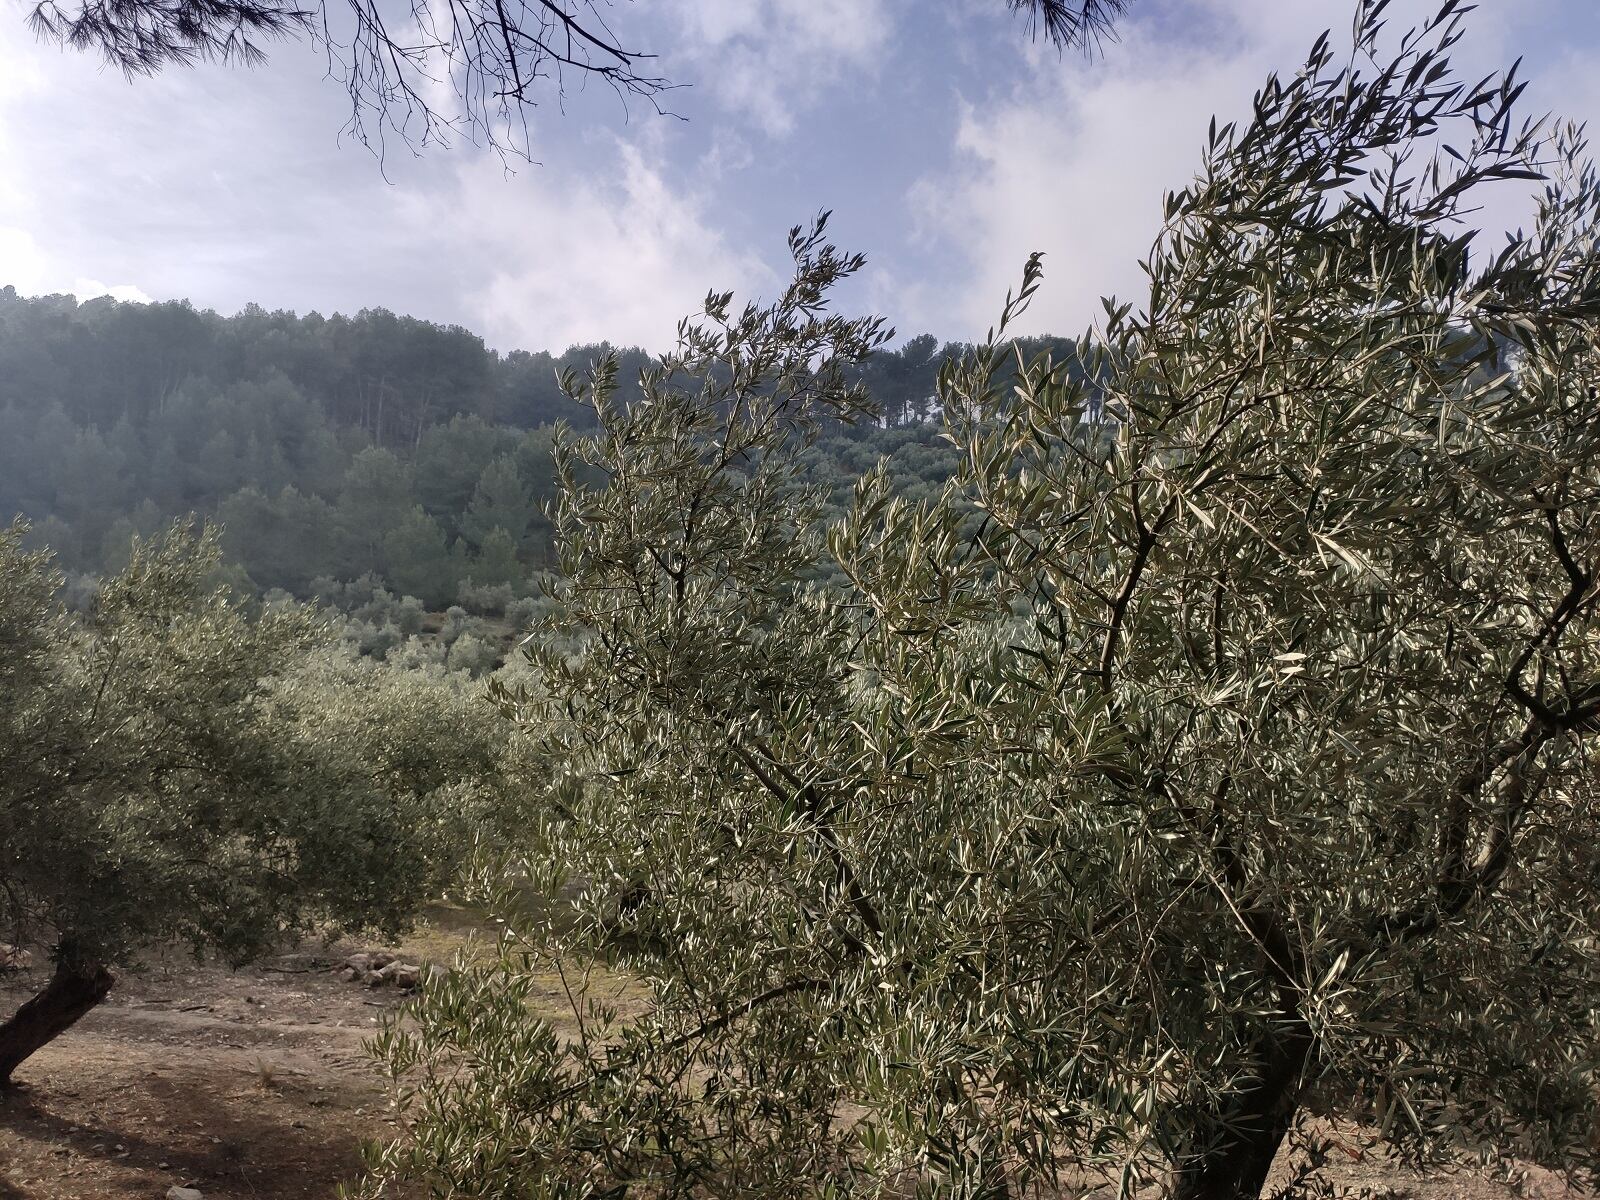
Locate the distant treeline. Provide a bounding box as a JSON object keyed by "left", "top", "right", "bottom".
{"left": 0, "top": 287, "right": 1084, "bottom": 605}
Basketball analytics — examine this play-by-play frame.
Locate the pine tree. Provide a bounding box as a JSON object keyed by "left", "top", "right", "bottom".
{"left": 461, "top": 455, "right": 536, "bottom": 552}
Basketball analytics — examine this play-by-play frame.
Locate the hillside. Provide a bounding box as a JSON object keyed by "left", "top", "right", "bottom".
{"left": 0, "top": 288, "right": 1011, "bottom": 604}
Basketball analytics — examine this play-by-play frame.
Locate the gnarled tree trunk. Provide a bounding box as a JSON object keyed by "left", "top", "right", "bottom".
{"left": 0, "top": 943, "right": 113, "bottom": 1086}
{"left": 1173, "top": 1015, "right": 1314, "bottom": 1200}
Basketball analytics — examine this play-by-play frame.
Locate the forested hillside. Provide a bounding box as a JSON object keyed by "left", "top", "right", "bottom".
{"left": 0, "top": 287, "right": 1044, "bottom": 606}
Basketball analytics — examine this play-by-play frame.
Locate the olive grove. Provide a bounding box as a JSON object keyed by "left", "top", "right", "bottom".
{"left": 360, "top": 3, "right": 1600, "bottom": 1197}
{"left": 0, "top": 522, "right": 512, "bottom": 1083}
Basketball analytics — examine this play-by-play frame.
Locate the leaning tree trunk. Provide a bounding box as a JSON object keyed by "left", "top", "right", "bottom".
{"left": 0, "top": 942, "right": 114, "bottom": 1086}
{"left": 1173, "top": 1015, "right": 1314, "bottom": 1200}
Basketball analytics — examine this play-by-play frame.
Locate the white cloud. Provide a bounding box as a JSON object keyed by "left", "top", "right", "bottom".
{"left": 0, "top": 227, "right": 50, "bottom": 293}
{"left": 904, "top": 0, "right": 1599, "bottom": 339}
{"left": 0, "top": 5, "right": 776, "bottom": 353}
{"left": 72, "top": 278, "right": 154, "bottom": 304}
{"left": 0, "top": 0, "right": 797, "bottom": 351}
{"left": 666, "top": 0, "right": 893, "bottom": 136}
{"left": 903, "top": 0, "right": 1337, "bottom": 336}
{"left": 0, "top": 18, "right": 501, "bottom": 325}
{"left": 0, "top": 0, "right": 1591, "bottom": 357}
{"left": 425, "top": 138, "right": 777, "bottom": 352}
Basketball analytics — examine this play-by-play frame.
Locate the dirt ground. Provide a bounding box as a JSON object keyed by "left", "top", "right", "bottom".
{"left": 0, "top": 916, "right": 1588, "bottom": 1199}
{"left": 0, "top": 931, "right": 439, "bottom": 1200}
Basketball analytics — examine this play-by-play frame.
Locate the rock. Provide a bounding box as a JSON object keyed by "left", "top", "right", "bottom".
{"left": 167, "top": 1188, "right": 205, "bottom": 1200}
{"left": 345, "top": 956, "right": 425, "bottom": 988}
{"left": 0, "top": 944, "right": 32, "bottom": 969}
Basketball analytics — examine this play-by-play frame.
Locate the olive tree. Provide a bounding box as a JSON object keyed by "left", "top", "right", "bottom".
{"left": 0, "top": 521, "right": 509, "bottom": 1084}
{"left": 360, "top": 4, "right": 1599, "bottom": 1197}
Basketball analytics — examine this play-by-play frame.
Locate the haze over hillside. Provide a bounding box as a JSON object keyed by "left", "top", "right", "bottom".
{"left": 0, "top": 287, "right": 1079, "bottom": 599}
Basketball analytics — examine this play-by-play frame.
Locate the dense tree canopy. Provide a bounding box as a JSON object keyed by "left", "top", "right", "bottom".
{"left": 359, "top": 5, "right": 1600, "bottom": 1198}
{"left": 0, "top": 286, "right": 993, "bottom": 603}
{"left": 0, "top": 521, "right": 514, "bottom": 1083}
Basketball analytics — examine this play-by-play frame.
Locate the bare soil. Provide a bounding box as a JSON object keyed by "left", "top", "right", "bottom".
{"left": 0, "top": 915, "right": 478, "bottom": 1200}
{"left": 0, "top": 916, "right": 1587, "bottom": 1199}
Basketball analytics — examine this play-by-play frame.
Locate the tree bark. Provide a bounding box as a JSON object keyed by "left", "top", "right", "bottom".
{"left": 0, "top": 945, "right": 114, "bottom": 1086}
{"left": 1172, "top": 1016, "right": 1314, "bottom": 1200}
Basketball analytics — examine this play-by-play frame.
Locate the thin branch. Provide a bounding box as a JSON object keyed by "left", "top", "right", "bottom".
{"left": 733, "top": 737, "right": 885, "bottom": 941}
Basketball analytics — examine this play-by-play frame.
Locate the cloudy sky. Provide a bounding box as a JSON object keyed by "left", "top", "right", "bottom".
{"left": 2, "top": 0, "right": 1598, "bottom": 353}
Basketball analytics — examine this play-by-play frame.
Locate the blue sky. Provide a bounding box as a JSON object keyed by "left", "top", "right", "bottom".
{"left": 2, "top": 0, "right": 1598, "bottom": 353}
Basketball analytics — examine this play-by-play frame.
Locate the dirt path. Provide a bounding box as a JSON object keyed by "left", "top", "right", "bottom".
{"left": 0, "top": 937, "right": 429, "bottom": 1200}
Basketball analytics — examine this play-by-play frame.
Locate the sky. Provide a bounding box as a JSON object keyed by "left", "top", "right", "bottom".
{"left": 2, "top": 0, "right": 1599, "bottom": 354}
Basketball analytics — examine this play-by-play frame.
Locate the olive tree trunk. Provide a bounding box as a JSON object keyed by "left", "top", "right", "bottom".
{"left": 1173, "top": 1017, "right": 1314, "bottom": 1200}
{"left": 0, "top": 944, "right": 114, "bottom": 1086}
